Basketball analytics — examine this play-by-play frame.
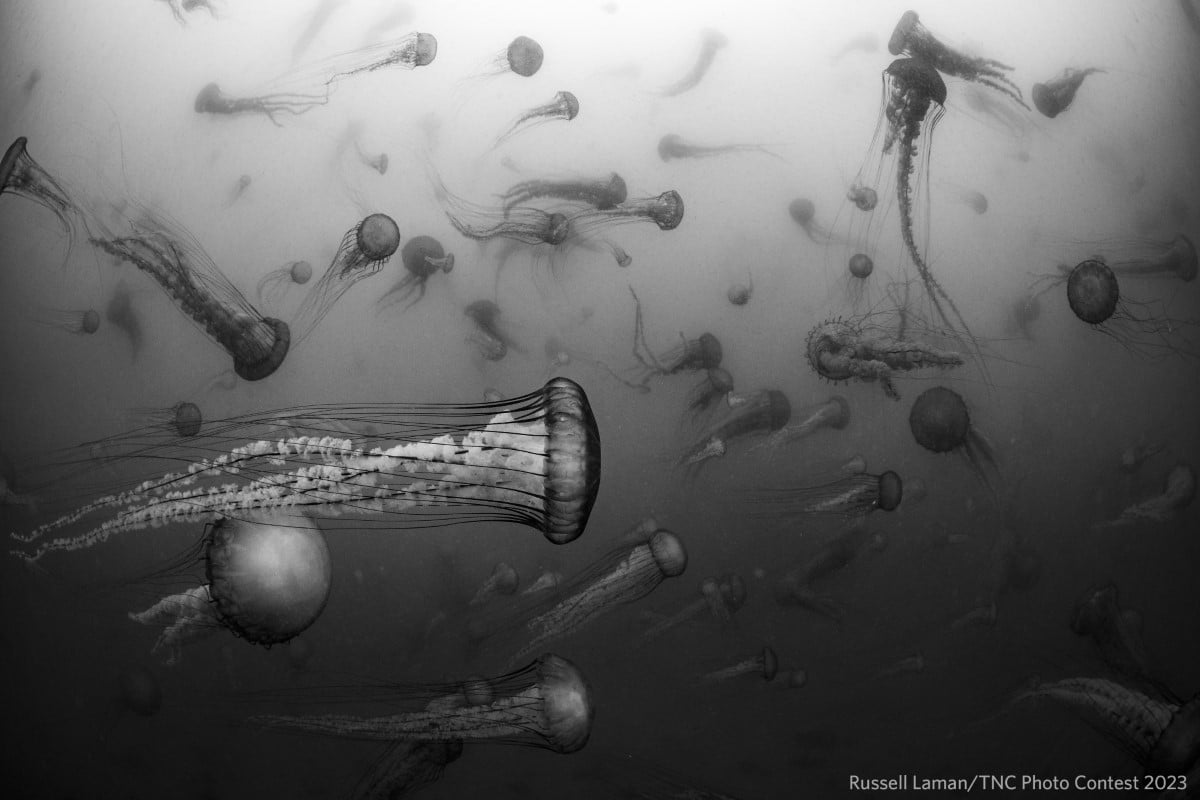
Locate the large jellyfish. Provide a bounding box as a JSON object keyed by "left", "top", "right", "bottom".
{"left": 625, "top": 287, "right": 721, "bottom": 390}
{"left": 499, "top": 173, "right": 627, "bottom": 214}
{"left": 1070, "top": 583, "right": 1152, "bottom": 683}
{"left": 1, "top": 137, "right": 83, "bottom": 261}
{"left": 193, "top": 32, "right": 437, "bottom": 125}
{"left": 751, "top": 395, "right": 850, "bottom": 455}
{"left": 290, "top": 213, "right": 400, "bottom": 343}
{"left": 255, "top": 260, "right": 313, "bottom": 308}
{"left": 699, "top": 645, "right": 778, "bottom": 684}
{"left": 660, "top": 28, "right": 728, "bottom": 96}
{"left": 657, "top": 133, "right": 779, "bottom": 162}
{"left": 254, "top": 654, "right": 594, "bottom": 753}
{"left": 747, "top": 468, "right": 903, "bottom": 521}
{"left": 11, "top": 377, "right": 602, "bottom": 562}
{"left": 678, "top": 389, "right": 791, "bottom": 468}
{"left": 376, "top": 235, "right": 454, "bottom": 312}
{"left": 887, "top": 10, "right": 1026, "bottom": 107}
{"left": 492, "top": 91, "right": 579, "bottom": 150}
{"left": 1096, "top": 462, "right": 1196, "bottom": 530}
{"left": 35, "top": 307, "right": 100, "bottom": 336}
{"left": 908, "top": 386, "right": 999, "bottom": 493}
{"left": 1032, "top": 68, "right": 1103, "bottom": 119}
{"left": 465, "top": 300, "right": 523, "bottom": 362}
{"left": 639, "top": 573, "right": 746, "bottom": 642}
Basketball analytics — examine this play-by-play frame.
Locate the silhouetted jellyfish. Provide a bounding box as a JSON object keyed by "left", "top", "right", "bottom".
{"left": 566, "top": 190, "right": 685, "bottom": 238}
{"left": 35, "top": 307, "right": 100, "bottom": 336}
{"left": 253, "top": 654, "right": 593, "bottom": 753}
{"left": 492, "top": 91, "right": 579, "bottom": 150}
{"left": 431, "top": 170, "right": 570, "bottom": 246}
{"left": 159, "top": 0, "right": 218, "bottom": 25}
{"left": 470, "top": 562, "right": 520, "bottom": 606}
{"left": 888, "top": 10, "right": 1026, "bottom": 107}
{"left": 353, "top": 741, "right": 463, "bottom": 800}
{"left": 117, "top": 665, "right": 162, "bottom": 717}
{"left": 749, "top": 468, "right": 903, "bottom": 521}
{"left": 193, "top": 32, "right": 437, "bottom": 125}
{"left": 657, "top": 133, "right": 780, "bottom": 162}
{"left": 12, "top": 377, "right": 602, "bottom": 562}
{"left": 1032, "top": 68, "right": 1103, "bottom": 119}
{"left": 88, "top": 203, "right": 290, "bottom": 380}
{"left": 500, "top": 172, "right": 627, "bottom": 214}
{"left": 678, "top": 389, "right": 790, "bottom": 468}
{"left": 846, "top": 183, "right": 878, "bottom": 212}
{"left": 625, "top": 287, "right": 720, "bottom": 390}
{"left": 752, "top": 395, "right": 849, "bottom": 455}
{"left": 471, "top": 529, "right": 686, "bottom": 666}
{"left": 256, "top": 260, "right": 313, "bottom": 308}
{"left": 376, "top": 236, "right": 454, "bottom": 312}
{"left": 699, "top": 645, "right": 777, "bottom": 684}
{"left": 126, "top": 400, "right": 203, "bottom": 439}
{"left": 1096, "top": 462, "right": 1196, "bottom": 530}
{"left": 660, "top": 28, "right": 728, "bottom": 96}
{"left": 1071, "top": 583, "right": 1152, "bottom": 682}
{"left": 805, "top": 317, "right": 963, "bottom": 400}
{"left": 465, "top": 299, "right": 523, "bottom": 362}
{"left": 788, "top": 198, "right": 836, "bottom": 244}
{"left": 227, "top": 174, "right": 252, "bottom": 207}
{"left": 640, "top": 573, "right": 746, "bottom": 642}
{"left": 291, "top": 213, "right": 400, "bottom": 343}
{"left": 1, "top": 137, "right": 82, "bottom": 261}
{"left": 945, "top": 184, "right": 988, "bottom": 214}
{"left": 686, "top": 367, "right": 735, "bottom": 422}
{"left": 908, "top": 386, "right": 999, "bottom": 493}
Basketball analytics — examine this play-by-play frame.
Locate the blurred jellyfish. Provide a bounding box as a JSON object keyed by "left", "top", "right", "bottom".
{"left": 961, "top": 83, "right": 1032, "bottom": 142}
{"left": 699, "top": 645, "right": 777, "bottom": 684}
{"left": 945, "top": 184, "right": 988, "bottom": 215}
{"left": 606, "top": 241, "right": 633, "bottom": 268}
{"left": 657, "top": 133, "right": 780, "bottom": 162}
{"left": 660, "top": 28, "right": 728, "bottom": 96}
{"left": 841, "top": 253, "right": 876, "bottom": 309}
{"left": 1, "top": 137, "right": 83, "bottom": 261}
{"left": 12, "top": 377, "right": 602, "bottom": 562}
{"left": 678, "top": 389, "right": 791, "bottom": 468}
{"left": 747, "top": 468, "right": 903, "bottom": 521}
{"left": 1032, "top": 68, "right": 1103, "bottom": 119}
{"left": 492, "top": 91, "right": 579, "bottom": 150}
{"left": 335, "top": 121, "right": 389, "bottom": 175}
{"left": 774, "top": 524, "right": 878, "bottom": 624}
{"left": 726, "top": 272, "right": 753, "bottom": 306}
{"left": 752, "top": 395, "right": 850, "bottom": 455}
{"left": 16, "top": 69, "right": 41, "bottom": 117}
{"left": 35, "top": 307, "right": 100, "bottom": 336}
{"left": 1070, "top": 583, "right": 1152, "bottom": 682}
{"left": 290, "top": 0, "right": 342, "bottom": 62}
{"left": 787, "top": 198, "right": 836, "bottom": 244}
{"left": 887, "top": 10, "right": 1025, "bottom": 106}
{"left": 1096, "top": 463, "right": 1196, "bottom": 530}
{"left": 470, "top": 562, "right": 520, "bottom": 606}
{"left": 875, "top": 651, "right": 925, "bottom": 679}
{"left": 226, "top": 174, "right": 252, "bottom": 207}
{"left": 254, "top": 654, "right": 594, "bottom": 754}
{"left": 256, "top": 260, "right": 313, "bottom": 308}
{"left": 291, "top": 213, "right": 400, "bottom": 343}
{"left": 950, "top": 600, "right": 997, "bottom": 632}
{"left": 806, "top": 317, "right": 963, "bottom": 401}
{"left": 500, "top": 172, "right": 627, "bottom": 214}
{"left": 1096, "top": 235, "right": 1197, "bottom": 283}
{"left": 1119, "top": 436, "right": 1165, "bottom": 476}
{"left": 360, "top": 1, "right": 415, "bottom": 47}
{"left": 831, "top": 32, "right": 879, "bottom": 63}
{"left": 640, "top": 573, "right": 747, "bottom": 642}
{"left": 686, "top": 368, "right": 735, "bottom": 422}
{"left": 431, "top": 170, "right": 570, "bottom": 246}
{"left": 376, "top": 235, "right": 454, "bottom": 312}
{"left": 353, "top": 741, "right": 463, "bottom": 800}
{"left": 465, "top": 300, "right": 523, "bottom": 362}
{"left": 1005, "top": 290, "right": 1041, "bottom": 341}
{"left": 625, "top": 287, "right": 721, "bottom": 390}
{"left": 522, "top": 569, "right": 562, "bottom": 596}
{"left": 909, "top": 386, "right": 1000, "bottom": 493}
{"left": 104, "top": 282, "right": 144, "bottom": 358}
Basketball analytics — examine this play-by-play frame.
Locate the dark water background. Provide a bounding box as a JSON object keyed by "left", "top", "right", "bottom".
{"left": 2, "top": 1, "right": 1199, "bottom": 797}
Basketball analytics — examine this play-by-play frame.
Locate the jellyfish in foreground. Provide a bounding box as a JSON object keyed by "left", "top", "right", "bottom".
{"left": 1070, "top": 583, "right": 1152, "bottom": 683}
{"left": 1096, "top": 463, "right": 1196, "bottom": 531}
{"left": 787, "top": 198, "right": 838, "bottom": 244}
{"left": 499, "top": 173, "right": 627, "bottom": 214}
{"left": 699, "top": 645, "right": 777, "bottom": 684}
{"left": 290, "top": 213, "right": 400, "bottom": 343}
{"left": 685, "top": 367, "right": 735, "bottom": 422}
{"left": 1032, "top": 68, "right": 1103, "bottom": 119}
{"left": 888, "top": 10, "right": 1025, "bottom": 107}
{"left": 748, "top": 469, "right": 903, "bottom": 522}
{"left": 909, "top": 386, "right": 999, "bottom": 494}
{"left": 376, "top": 236, "right": 454, "bottom": 312}
{"left": 470, "top": 562, "right": 520, "bottom": 606}
{"left": 660, "top": 28, "right": 728, "bottom": 96}
{"left": 657, "top": 133, "right": 779, "bottom": 162}
{"left": 254, "top": 653, "right": 593, "bottom": 754}
{"left": 492, "top": 91, "right": 579, "bottom": 150}
{"left": 12, "top": 377, "right": 602, "bottom": 562}
{"left": 193, "top": 32, "right": 437, "bottom": 125}
{"left": 353, "top": 741, "right": 462, "bottom": 800}
{"left": 751, "top": 395, "right": 850, "bottom": 455}
{"left": 226, "top": 174, "right": 252, "bottom": 207}
{"left": 639, "top": 573, "right": 747, "bottom": 642}
{"left": 35, "top": 307, "right": 100, "bottom": 336}
{"left": 465, "top": 300, "right": 523, "bottom": 362}
{"left": 678, "top": 389, "right": 791, "bottom": 468}
{"left": 88, "top": 203, "right": 291, "bottom": 381}
{"left": 255, "top": 260, "right": 313, "bottom": 308}
{"left": 625, "top": 287, "right": 721, "bottom": 390}
{"left": 1, "top": 136, "right": 82, "bottom": 261}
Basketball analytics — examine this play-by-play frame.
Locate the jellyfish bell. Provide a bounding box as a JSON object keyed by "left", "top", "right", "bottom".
{"left": 848, "top": 253, "right": 874, "bottom": 280}
{"left": 505, "top": 36, "right": 545, "bottom": 77}
{"left": 1, "top": 136, "right": 82, "bottom": 262}
{"left": 909, "top": 386, "right": 999, "bottom": 493}
{"left": 36, "top": 307, "right": 101, "bottom": 336}
{"left": 377, "top": 235, "right": 454, "bottom": 312}
{"left": 1032, "top": 68, "right": 1103, "bottom": 119}
{"left": 847, "top": 182, "right": 878, "bottom": 212}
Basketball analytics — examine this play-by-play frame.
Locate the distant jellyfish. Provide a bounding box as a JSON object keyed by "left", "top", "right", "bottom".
{"left": 521, "top": 569, "right": 562, "bottom": 596}
{"left": 806, "top": 317, "right": 963, "bottom": 401}
{"left": 103, "top": 282, "right": 144, "bottom": 358}
{"left": 376, "top": 235, "right": 454, "bottom": 312}
{"left": 748, "top": 467, "right": 903, "bottom": 521}
{"left": 493, "top": 91, "right": 579, "bottom": 150}
{"left": 961, "top": 84, "right": 1032, "bottom": 142}
{"left": 606, "top": 241, "right": 632, "bottom": 268}
{"left": 788, "top": 198, "right": 836, "bottom": 244}
{"left": 255, "top": 260, "right": 313, "bottom": 308}
{"left": 831, "top": 32, "right": 879, "bottom": 63}
{"left": 1, "top": 136, "right": 83, "bottom": 262}
{"left": 774, "top": 524, "right": 879, "bottom": 624}
{"left": 1099, "top": 234, "right": 1197, "bottom": 283}
{"left": 949, "top": 600, "right": 997, "bottom": 632}
{"left": 226, "top": 174, "right": 252, "bottom": 207}
{"left": 1118, "top": 436, "right": 1165, "bottom": 476}
{"left": 1032, "top": 68, "right": 1103, "bottom": 119}
{"left": 117, "top": 665, "right": 163, "bottom": 717}
{"left": 752, "top": 395, "right": 850, "bottom": 455}
{"left": 335, "top": 121, "right": 389, "bottom": 175}
{"left": 465, "top": 299, "right": 522, "bottom": 362}
{"left": 726, "top": 273, "right": 753, "bottom": 306}
{"left": 1070, "top": 583, "right": 1153, "bottom": 682}
{"left": 500, "top": 172, "right": 627, "bottom": 214}
{"left": 946, "top": 184, "right": 988, "bottom": 214}
{"left": 686, "top": 367, "right": 735, "bottom": 422}
{"left": 624, "top": 287, "right": 721, "bottom": 390}
{"left": 290, "top": 0, "right": 342, "bottom": 62}
{"left": 126, "top": 400, "right": 203, "bottom": 439}
{"left": 1005, "top": 290, "right": 1041, "bottom": 340}
{"left": 470, "top": 562, "right": 520, "bottom": 606}
{"left": 843, "top": 253, "right": 876, "bottom": 308}
{"left": 657, "top": 133, "right": 780, "bottom": 162}
{"left": 1095, "top": 462, "right": 1196, "bottom": 530}
{"left": 678, "top": 389, "right": 791, "bottom": 469}
{"left": 660, "top": 28, "right": 728, "bottom": 96}
{"left": 846, "top": 182, "right": 878, "bottom": 212}
{"left": 875, "top": 651, "right": 925, "bottom": 679}
{"left": 909, "top": 386, "right": 1000, "bottom": 493}
{"left": 699, "top": 645, "right": 777, "bottom": 684}
{"left": 35, "top": 307, "right": 100, "bottom": 336}
{"left": 640, "top": 573, "right": 747, "bottom": 642}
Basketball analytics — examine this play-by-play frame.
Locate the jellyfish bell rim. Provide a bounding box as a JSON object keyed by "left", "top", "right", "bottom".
{"left": 356, "top": 213, "right": 401, "bottom": 261}
{"left": 1, "top": 136, "right": 29, "bottom": 188}
{"left": 1067, "top": 259, "right": 1119, "bottom": 326}
{"left": 540, "top": 377, "right": 602, "bottom": 545}
{"left": 233, "top": 317, "right": 291, "bottom": 381}
{"left": 887, "top": 10, "right": 920, "bottom": 56}
{"left": 534, "top": 654, "right": 594, "bottom": 754}
{"left": 648, "top": 529, "right": 688, "bottom": 577}
{"left": 876, "top": 470, "right": 903, "bottom": 511}
{"left": 908, "top": 386, "right": 970, "bottom": 454}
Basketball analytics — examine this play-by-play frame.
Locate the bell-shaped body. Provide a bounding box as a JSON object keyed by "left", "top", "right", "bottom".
{"left": 1032, "top": 68, "right": 1102, "bottom": 119}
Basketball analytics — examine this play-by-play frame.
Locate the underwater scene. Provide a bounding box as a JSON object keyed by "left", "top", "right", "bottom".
{"left": 2, "top": 0, "right": 1199, "bottom": 797}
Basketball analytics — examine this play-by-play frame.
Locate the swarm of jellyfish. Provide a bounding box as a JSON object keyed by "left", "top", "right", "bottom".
{"left": 1095, "top": 462, "right": 1196, "bottom": 530}
{"left": 660, "top": 28, "right": 729, "bottom": 96}
{"left": 376, "top": 235, "right": 454, "bottom": 312}
{"left": 492, "top": 91, "right": 580, "bottom": 151}
{"left": 1032, "top": 68, "right": 1103, "bottom": 119}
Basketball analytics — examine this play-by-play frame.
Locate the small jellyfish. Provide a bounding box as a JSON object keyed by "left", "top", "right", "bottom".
{"left": 500, "top": 172, "right": 627, "bottom": 214}
{"left": 1095, "top": 463, "right": 1196, "bottom": 531}
{"left": 657, "top": 133, "right": 780, "bottom": 162}
{"left": 774, "top": 524, "right": 878, "bottom": 624}
{"left": 1032, "top": 68, "right": 1103, "bottom": 119}
{"left": 699, "top": 645, "right": 777, "bottom": 684}
{"left": 726, "top": 273, "right": 753, "bottom": 306}
{"left": 1, "top": 136, "right": 83, "bottom": 262}
{"left": 686, "top": 367, "right": 735, "bottom": 422}
{"left": 748, "top": 468, "right": 904, "bottom": 521}
{"left": 806, "top": 317, "right": 963, "bottom": 401}
{"left": 255, "top": 260, "right": 313, "bottom": 308}
{"left": 376, "top": 235, "right": 454, "bottom": 312}
{"left": 465, "top": 300, "right": 522, "bottom": 362}
{"left": 639, "top": 573, "right": 746, "bottom": 642}
{"left": 126, "top": 400, "right": 203, "bottom": 438}
{"left": 660, "top": 28, "right": 728, "bottom": 96}
{"left": 945, "top": 184, "right": 988, "bottom": 215}
{"left": 521, "top": 569, "right": 562, "bottom": 596}
{"left": 492, "top": 91, "right": 580, "bottom": 150}
{"left": 35, "top": 307, "right": 100, "bottom": 336}
{"left": 751, "top": 395, "right": 850, "bottom": 455}
{"left": 227, "top": 174, "right": 252, "bottom": 207}
{"left": 846, "top": 182, "right": 878, "bottom": 212}
{"left": 335, "top": 121, "right": 389, "bottom": 175}
{"left": 678, "top": 389, "right": 791, "bottom": 468}
{"left": 1070, "top": 583, "right": 1152, "bottom": 682}
{"left": 606, "top": 241, "right": 633, "bottom": 268}
{"left": 787, "top": 198, "right": 836, "bottom": 244}
{"left": 470, "top": 562, "right": 520, "bottom": 606}
{"left": 625, "top": 287, "right": 721, "bottom": 389}
{"left": 843, "top": 253, "right": 876, "bottom": 309}
{"left": 908, "top": 386, "right": 1000, "bottom": 494}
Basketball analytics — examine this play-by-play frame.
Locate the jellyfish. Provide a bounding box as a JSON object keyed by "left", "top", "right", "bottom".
{"left": 840, "top": 253, "right": 876, "bottom": 310}
{"left": 465, "top": 300, "right": 523, "bottom": 362}
{"left": 1005, "top": 290, "right": 1041, "bottom": 341}
{"left": 291, "top": 0, "right": 342, "bottom": 62}
{"left": 625, "top": 287, "right": 721, "bottom": 390}
{"left": 1096, "top": 463, "right": 1196, "bottom": 531}
{"left": 35, "top": 307, "right": 100, "bottom": 336}
{"left": 678, "top": 389, "right": 791, "bottom": 468}
{"left": 492, "top": 91, "right": 580, "bottom": 150}
{"left": 470, "top": 562, "right": 520, "bottom": 606}
{"left": 746, "top": 469, "right": 904, "bottom": 521}
{"left": 1, "top": 136, "right": 83, "bottom": 261}
{"left": 1099, "top": 235, "right": 1197, "bottom": 283}
{"left": 726, "top": 273, "right": 752, "bottom": 306}
{"left": 774, "top": 524, "right": 877, "bottom": 623}
{"left": 125, "top": 400, "right": 203, "bottom": 438}
{"left": 660, "top": 28, "right": 728, "bottom": 96}
{"left": 1032, "top": 68, "right": 1103, "bottom": 119}
{"left": 751, "top": 395, "right": 850, "bottom": 455}
{"left": 640, "top": 573, "right": 747, "bottom": 642}
{"left": 227, "top": 174, "right": 252, "bottom": 207}
{"left": 87, "top": 202, "right": 291, "bottom": 381}
{"left": 685, "top": 368, "right": 735, "bottom": 422}
{"left": 787, "top": 198, "right": 838, "bottom": 245}
{"left": 193, "top": 32, "right": 437, "bottom": 125}
{"left": 497, "top": 36, "right": 545, "bottom": 78}
{"left": 846, "top": 183, "right": 878, "bottom": 212}
{"left": 11, "top": 377, "right": 602, "bottom": 562}
{"left": 522, "top": 569, "right": 562, "bottom": 596}
{"left": 699, "top": 645, "right": 777, "bottom": 684}
{"left": 256, "top": 260, "right": 313, "bottom": 308}
{"left": 499, "top": 173, "right": 627, "bottom": 214}
{"left": 875, "top": 651, "right": 925, "bottom": 679}
{"left": 945, "top": 184, "right": 988, "bottom": 214}
{"left": 606, "top": 241, "right": 633, "bottom": 268}
{"left": 1070, "top": 583, "right": 1152, "bottom": 682}
{"left": 887, "top": 10, "right": 1025, "bottom": 107}
{"left": 431, "top": 170, "right": 570, "bottom": 247}
{"left": 353, "top": 741, "right": 463, "bottom": 800}
{"left": 805, "top": 317, "right": 963, "bottom": 401}
{"left": 101, "top": 282, "right": 144, "bottom": 359}
{"left": 471, "top": 529, "right": 686, "bottom": 666}
{"left": 334, "top": 120, "right": 390, "bottom": 175}
{"left": 1119, "top": 436, "right": 1166, "bottom": 476}
{"left": 290, "top": 213, "right": 400, "bottom": 344}
{"left": 908, "top": 386, "right": 999, "bottom": 494}
{"left": 128, "top": 584, "right": 220, "bottom": 665}
{"left": 656, "top": 133, "right": 780, "bottom": 162}
{"left": 376, "top": 236, "right": 454, "bottom": 312}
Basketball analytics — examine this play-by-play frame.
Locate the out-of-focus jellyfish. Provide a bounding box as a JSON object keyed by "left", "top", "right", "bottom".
{"left": 1119, "top": 436, "right": 1165, "bottom": 475}
{"left": 193, "top": 32, "right": 437, "bottom": 125}
{"left": 129, "top": 584, "right": 219, "bottom": 665}
{"left": 945, "top": 184, "right": 988, "bottom": 214}
{"left": 291, "top": 0, "right": 341, "bottom": 62}
{"left": 492, "top": 91, "right": 579, "bottom": 150}
{"left": 1032, "top": 68, "right": 1103, "bottom": 119}
{"left": 752, "top": 395, "right": 849, "bottom": 455}
{"left": 1182, "top": 0, "right": 1200, "bottom": 37}
{"left": 774, "top": 524, "right": 877, "bottom": 625}
{"left": 950, "top": 600, "right": 997, "bottom": 631}
{"left": 335, "top": 120, "right": 389, "bottom": 175}
{"left": 473, "top": 529, "right": 686, "bottom": 666}
{"left": 256, "top": 260, "right": 313, "bottom": 308}
{"left": 117, "top": 665, "right": 163, "bottom": 717}
{"left": 686, "top": 368, "right": 735, "bottom": 422}
{"left": 840, "top": 253, "right": 876, "bottom": 310}
{"left": 376, "top": 235, "right": 454, "bottom": 312}
{"left": 909, "top": 386, "right": 999, "bottom": 493}
{"left": 699, "top": 645, "right": 777, "bottom": 684}
{"left": 126, "top": 400, "right": 203, "bottom": 438}
{"left": 887, "top": 10, "right": 1026, "bottom": 107}
{"left": 639, "top": 573, "right": 746, "bottom": 642}
{"left": 961, "top": 83, "right": 1032, "bottom": 144}
{"left": 254, "top": 654, "right": 594, "bottom": 753}
{"left": 1096, "top": 463, "right": 1196, "bottom": 530}
{"left": 499, "top": 172, "right": 627, "bottom": 214}
{"left": 726, "top": 273, "right": 753, "bottom": 306}
{"left": 227, "top": 174, "right": 252, "bottom": 207}
{"left": 88, "top": 203, "right": 291, "bottom": 380}
{"left": 522, "top": 569, "right": 562, "bottom": 596}
{"left": 1, "top": 137, "right": 83, "bottom": 261}
{"left": 465, "top": 300, "right": 523, "bottom": 362}
{"left": 470, "top": 562, "right": 520, "bottom": 606}
{"left": 565, "top": 191, "right": 685, "bottom": 238}
{"left": 360, "top": 1, "right": 415, "bottom": 48}
{"left": 657, "top": 133, "right": 780, "bottom": 162}
{"left": 1005, "top": 290, "right": 1041, "bottom": 340}
{"left": 846, "top": 182, "right": 878, "bottom": 212}
{"left": 290, "top": 213, "right": 400, "bottom": 343}
{"left": 35, "top": 307, "right": 100, "bottom": 336}
{"left": 660, "top": 28, "right": 728, "bottom": 96}
{"left": 606, "top": 241, "right": 633, "bottom": 268}
{"left": 678, "top": 389, "right": 791, "bottom": 468}
{"left": 17, "top": 69, "right": 41, "bottom": 115}
{"left": 1098, "top": 235, "right": 1197, "bottom": 283}
{"left": 875, "top": 651, "right": 925, "bottom": 679}
{"left": 1070, "top": 583, "right": 1152, "bottom": 682}
{"left": 160, "top": 0, "right": 218, "bottom": 25}
{"left": 747, "top": 468, "right": 904, "bottom": 521}
{"left": 353, "top": 741, "right": 463, "bottom": 800}
{"left": 787, "top": 198, "right": 837, "bottom": 244}
{"left": 625, "top": 287, "right": 721, "bottom": 390}
{"left": 831, "top": 32, "right": 879, "bottom": 63}
{"left": 12, "top": 377, "right": 602, "bottom": 561}
{"left": 106, "top": 282, "right": 144, "bottom": 359}
{"left": 432, "top": 170, "right": 570, "bottom": 246}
